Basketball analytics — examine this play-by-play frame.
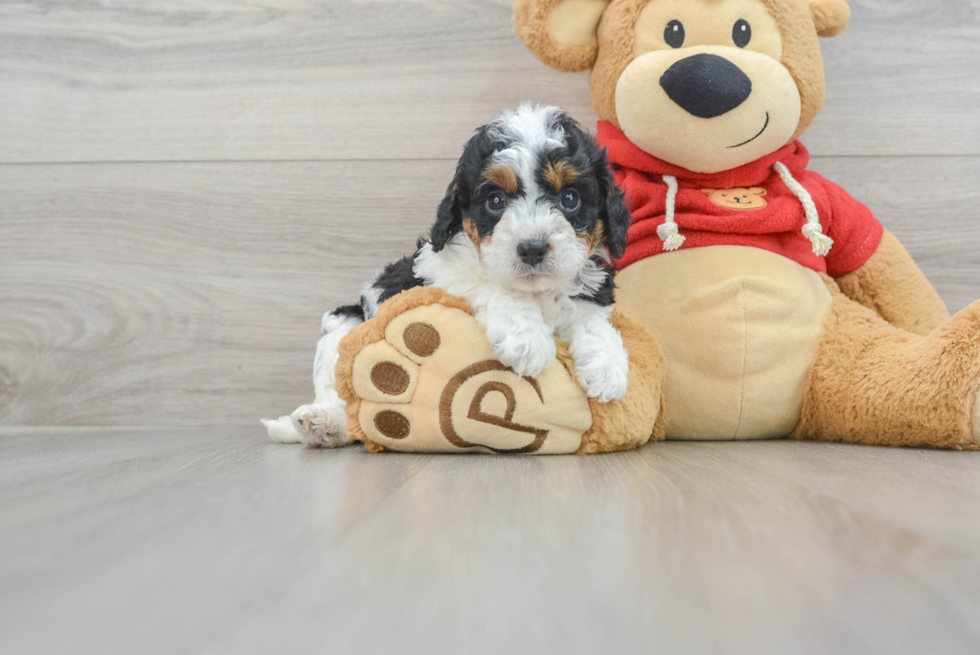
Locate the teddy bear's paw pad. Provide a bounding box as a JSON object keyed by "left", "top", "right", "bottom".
{"left": 351, "top": 341, "right": 419, "bottom": 404}
{"left": 349, "top": 303, "right": 593, "bottom": 454}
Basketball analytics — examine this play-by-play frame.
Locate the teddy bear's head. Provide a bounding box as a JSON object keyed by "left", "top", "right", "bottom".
{"left": 514, "top": 0, "right": 850, "bottom": 174}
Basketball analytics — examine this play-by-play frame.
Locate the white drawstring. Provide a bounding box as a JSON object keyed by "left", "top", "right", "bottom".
{"left": 773, "top": 161, "right": 833, "bottom": 257}
{"left": 657, "top": 174, "right": 686, "bottom": 251}
{"left": 656, "top": 164, "right": 833, "bottom": 258}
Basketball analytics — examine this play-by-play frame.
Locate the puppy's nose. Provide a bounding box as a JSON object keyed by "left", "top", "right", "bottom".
{"left": 660, "top": 54, "right": 752, "bottom": 119}
{"left": 517, "top": 240, "right": 549, "bottom": 266}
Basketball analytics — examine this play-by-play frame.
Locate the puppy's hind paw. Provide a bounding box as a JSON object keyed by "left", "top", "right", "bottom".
{"left": 262, "top": 415, "right": 305, "bottom": 444}
{"left": 291, "top": 403, "right": 352, "bottom": 449}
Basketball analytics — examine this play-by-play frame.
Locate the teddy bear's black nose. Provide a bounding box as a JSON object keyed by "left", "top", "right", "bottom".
{"left": 660, "top": 54, "right": 752, "bottom": 119}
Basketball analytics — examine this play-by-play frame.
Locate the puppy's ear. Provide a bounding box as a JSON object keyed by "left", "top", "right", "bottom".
{"left": 810, "top": 0, "right": 850, "bottom": 37}
{"left": 514, "top": 0, "right": 610, "bottom": 72}
{"left": 431, "top": 127, "right": 495, "bottom": 251}
{"left": 592, "top": 147, "right": 630, "bottom": 260}
{"left": 430, "top": 178, "right": 464, "bottom": 252}
{"left": 556, "top": 111, "right": 631, "bottom": 259}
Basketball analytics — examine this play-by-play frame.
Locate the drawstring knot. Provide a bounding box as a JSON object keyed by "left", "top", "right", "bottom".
{"left": 773, "top": 161, "right": 833, "bottom": 256}
{"left": 801, "top": 223, "right": 833, "bottom": 257}
{"left": 658, "top": 175, "right": 685, "bottom": 251}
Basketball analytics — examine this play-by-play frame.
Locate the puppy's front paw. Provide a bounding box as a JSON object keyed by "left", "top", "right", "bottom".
{"left": 487, "top": 316, "right": 557, "bottom": 377}
{"left": 291, "top": 402, "right": 351, "bottom": 448}
{"left": 570, "top": 333, "right": 629, "bottom": 404}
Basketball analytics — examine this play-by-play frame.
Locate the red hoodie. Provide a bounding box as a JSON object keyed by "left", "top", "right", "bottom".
{"left": 596, "top": 122, "right": 883, "bottom": 277}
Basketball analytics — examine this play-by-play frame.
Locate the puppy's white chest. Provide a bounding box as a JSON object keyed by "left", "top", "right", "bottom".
{"left": 537, "top": 292, "right": 575, "bottom": 330}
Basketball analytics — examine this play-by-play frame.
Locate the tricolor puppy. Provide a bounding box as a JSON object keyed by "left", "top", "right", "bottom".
{"left": 264, "top": 105, "right": 632, "bottom": 447}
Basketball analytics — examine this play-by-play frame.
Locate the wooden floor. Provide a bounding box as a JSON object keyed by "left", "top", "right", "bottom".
{"left": 1, "top": 429, "right": 979, "bottom": 655}
{"left": 3, "top": 1, "right": 980, "bottom": 652}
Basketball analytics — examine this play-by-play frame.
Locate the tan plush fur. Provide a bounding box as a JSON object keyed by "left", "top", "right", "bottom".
{"left": 835, "top": 230, "right": 950, "bottom": 336}
{"left": 809, "top": 0, "right": 850, "bottom": 37}
{"left": 759, "top": 0, "right": 833, "bottom": 141}
{"left": 588, "top": 0, "right": 649, "bottom": 128}
{"left": 514, "top": 0, "right": 604, "bottom": 72}
{"left": 794, "top": 276, "right": 980, "bottom": 450}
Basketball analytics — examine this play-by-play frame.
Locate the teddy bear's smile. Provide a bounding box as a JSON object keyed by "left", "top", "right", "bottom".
{"left": 728, "top": 111, "right": 770, "bottom": 149}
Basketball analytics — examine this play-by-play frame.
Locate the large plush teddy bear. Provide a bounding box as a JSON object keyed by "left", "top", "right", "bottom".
{"left": 333, "top": 0, "right": 980, "bottom": 454}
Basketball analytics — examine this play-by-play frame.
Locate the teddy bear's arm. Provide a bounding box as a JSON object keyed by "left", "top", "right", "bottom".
{"left": 834, "top": 230, "right": 949, "bottom": 336}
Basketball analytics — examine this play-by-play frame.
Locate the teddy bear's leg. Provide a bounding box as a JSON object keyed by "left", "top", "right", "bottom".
{"left": 334, "top": 287, "right": 667, "bottom": 454}
{"left": 793, "top": 278, "right": 980, "bottom": 449}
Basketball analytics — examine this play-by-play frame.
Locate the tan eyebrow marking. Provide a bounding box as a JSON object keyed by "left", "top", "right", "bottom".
{"left": 543, "top": 160, "right": 580, "bottom": 191}
{"left": 482, "top": 165, "right": 518, "bottom": 194}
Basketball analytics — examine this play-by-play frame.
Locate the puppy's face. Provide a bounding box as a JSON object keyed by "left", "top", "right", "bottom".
{"left": 431, "top": 106, "right": 631, "bottom": 293}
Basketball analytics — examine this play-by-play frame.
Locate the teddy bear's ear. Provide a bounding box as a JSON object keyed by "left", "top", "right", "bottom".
{"left": 514, "top": 0, "right": 611, "bottom": 72}
{"left": 750, "top": 187, "right": 767, "bottom": 196}
{"left": 809, "top": 0, "right": 851, "bottom": 38}
{"left": 701, "top": 188, "right": 715, "bottom": 196}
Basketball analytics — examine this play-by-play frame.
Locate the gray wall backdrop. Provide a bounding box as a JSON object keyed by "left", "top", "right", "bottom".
{"left": 1, "top": 0, "right": 979, "bottom": 428}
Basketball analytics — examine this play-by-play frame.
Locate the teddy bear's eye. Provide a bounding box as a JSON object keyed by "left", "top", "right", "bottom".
{"left": 664, "top": 20, "right": 685, "bottom": 48}
{"left": 733, "top": 19, "right": 752, "bottom": 48}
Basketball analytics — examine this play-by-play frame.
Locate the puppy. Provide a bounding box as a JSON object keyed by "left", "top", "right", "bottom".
{"left": 264, "top": 104, "right": 632, "bottom": 447}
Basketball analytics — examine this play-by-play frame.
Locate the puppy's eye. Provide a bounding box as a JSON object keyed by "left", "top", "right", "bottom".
{"left": 558, "top": 189, "right": 581, "bottom": 213}
{"left": 733, "top": 19, "right": 751, "bottom": 48}
{"left": 664, "top": 20, "right": 685, "bottom": 48}
{"left": 486, "top": 191, "right": 507, "bottom": 214}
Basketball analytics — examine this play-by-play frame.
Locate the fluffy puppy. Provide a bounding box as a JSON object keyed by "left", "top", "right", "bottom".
{"left": 264, "top": 104, "right": 632, "bottom": 447}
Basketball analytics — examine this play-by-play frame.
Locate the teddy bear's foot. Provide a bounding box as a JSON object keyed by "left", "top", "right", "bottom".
{"left": 797, "top": 292, "right": 980, "bottom": 450}
{"left": 335, "top": 290, "right": 593, "bottom": 454}
{"left": 933, "top": 300, "right": 980, "bottom": 449}
{"left": 334, "top": 288, "right": 669, "bottom": 455}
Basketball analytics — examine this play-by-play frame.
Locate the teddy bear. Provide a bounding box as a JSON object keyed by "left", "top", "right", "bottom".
{"left": 331, "top": 0, "right": 980, "bottom": 454}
